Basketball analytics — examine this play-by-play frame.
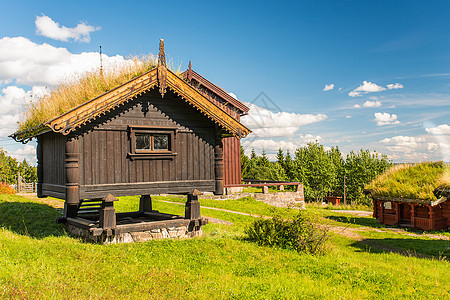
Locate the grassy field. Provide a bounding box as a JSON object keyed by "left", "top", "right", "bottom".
{"left": 0, "top": 194, "right": 449, "bottom": 299}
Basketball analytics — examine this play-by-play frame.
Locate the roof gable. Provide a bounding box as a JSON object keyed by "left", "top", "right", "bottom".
{"left": 182, "top": 63, "right": 249, "bottom": 114}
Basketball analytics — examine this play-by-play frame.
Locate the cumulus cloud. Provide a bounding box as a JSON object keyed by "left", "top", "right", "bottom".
{"left": 241, "top": 103, "right": 327, "bottom": 138}
{"left": 349, "top": 81, "right": 404, "bottom": 97}
{"left": 0, "top": 86, "right": 47, "bottom": 136}
{"left": 374, "top": 112, "right": 400, "bottom": 126}
{"left": 323, "top": 83, "right": 334, "bottom": 91}
{"left": 35, "top": 15, "right": 100, "bottom": 43}
{"left": 0, "top": 37, "right": 127, "bottom": 86}
{"left": 345, "top": 115, "right": 352, "bottom": 119}
{"left": 387, "top": 83, "right": 404, "bottom": 90}
{"left": 353, "top": 104, "right": 361, "bottom": 109}
{"left": 10, "top": 144, "right": 37, "bottom": 164}
{"left": 380, "top": 135, "right": 425, "bottom": 154}
{"left": 363, "top": 100, "right": 382, "bottom": 108}
{"left": 425, "top": 124, "right": 450, "bottom": 135}
{"left": 349, "top": 81, "right": 386, "bottom": 97}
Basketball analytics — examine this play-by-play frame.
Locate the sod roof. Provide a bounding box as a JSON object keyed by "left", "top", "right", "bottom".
{"left": 365, "top": 161, "right": 450, "bottom": 203}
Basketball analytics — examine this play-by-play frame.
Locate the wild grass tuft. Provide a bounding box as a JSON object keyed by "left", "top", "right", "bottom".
{"left": 365, "top": 161, "right": 449, "bottom": 200}
{"left": 18, "top": 55, "right": 160, "bottom": 131}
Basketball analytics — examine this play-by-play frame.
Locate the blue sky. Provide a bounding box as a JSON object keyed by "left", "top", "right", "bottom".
{"left": 0, "top": 1, "right": 449, "bottom": 163}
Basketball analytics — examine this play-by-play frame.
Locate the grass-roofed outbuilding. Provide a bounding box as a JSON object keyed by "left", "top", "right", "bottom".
{"left": 9, "top": 40, "right": 251, "bottom": 243}
{"left": 365, "top": 162, "right": 449, "bottom": 231}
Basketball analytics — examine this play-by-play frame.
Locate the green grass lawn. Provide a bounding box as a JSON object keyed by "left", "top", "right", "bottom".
{"left": 0, "top": 194, "right": 449, "bottom": 299}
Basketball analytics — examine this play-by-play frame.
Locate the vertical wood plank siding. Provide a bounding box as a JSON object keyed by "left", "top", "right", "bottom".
{"left": 223, "top": 137, "right": 241, "bottom": 185}
{"left": 42, "top": 132, "right": 66, "bottom": 186}
{"left": 77, "top": 89, "right": 216, "bottom": 188}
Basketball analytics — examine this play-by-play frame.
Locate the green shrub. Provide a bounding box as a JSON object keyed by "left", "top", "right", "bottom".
{"left": 0, "top": 182, "right": 16, "bottom": 194}
{"left": 245, "top": 211, "right": 329, "bottom": 254}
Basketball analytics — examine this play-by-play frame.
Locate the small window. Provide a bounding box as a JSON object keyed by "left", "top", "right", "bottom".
{"left": 135, "top": 133, "right": 170, "bottom": 152}
{"left": 128, "top": 126, "right": 177, "bottom": 160}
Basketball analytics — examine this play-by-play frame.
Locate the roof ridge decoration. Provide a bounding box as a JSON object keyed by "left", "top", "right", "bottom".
{"left": 10, "top": 40, "right": 251, "bottom": 142}
{"left": 157, "top": 39, "right": 167, "bottom": 98}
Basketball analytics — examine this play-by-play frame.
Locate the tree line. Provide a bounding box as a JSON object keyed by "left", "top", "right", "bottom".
{"left": 241, "top": 142, "right": 392, "bottom": 205}
{"left": 0, "top": 148, "right": 37, "bottom": 184}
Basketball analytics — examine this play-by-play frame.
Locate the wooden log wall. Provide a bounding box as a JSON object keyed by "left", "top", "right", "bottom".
{"left": 41, "top": 132, "right": 66, "bottom": 199}
{"left": 76, "top": 89, "right": 216, "bottom": 198}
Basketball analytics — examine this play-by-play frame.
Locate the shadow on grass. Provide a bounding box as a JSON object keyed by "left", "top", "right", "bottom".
{"left": 351, "top": 238, "right": 450, "bottom": 260}
{"left": 327, "top": 215, "right": 384, "bottom": 228}
{"left": 0, "top": 201, "right": 66, "bottom": 238}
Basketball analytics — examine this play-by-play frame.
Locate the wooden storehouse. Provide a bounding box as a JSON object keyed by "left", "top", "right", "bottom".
{"left": 10, "top": 40, "right": 251, "bottom": 242}
{"left": 371, "top": 194, "right": 449, "bottom": 231}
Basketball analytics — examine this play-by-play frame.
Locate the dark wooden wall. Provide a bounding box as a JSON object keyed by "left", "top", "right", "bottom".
{"left": 76, "top": 89, "right": 217, "bottom": 199}
{"left": 41, "top": 132, "right": 66, "bottom": 199}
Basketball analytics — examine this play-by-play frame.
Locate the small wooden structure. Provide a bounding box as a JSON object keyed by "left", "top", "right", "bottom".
{"left": 369, "top": 189, "right": 449, "bottom": 231}
{"left": 10, "top": 40, "right": 251, "bottom": 242}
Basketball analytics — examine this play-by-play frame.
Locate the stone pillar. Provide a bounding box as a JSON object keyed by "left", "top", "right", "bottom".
{"left": 36, "top": 136, "right": 44, "bottom": 198}
{"left": 64, "top": 137, "right": 79, "bottom": 218}
{"left": 262, "top": 186, "right": 269, "bottom": 194}
{"left": 139, "top": 195, "right": 152, "bottom": 213}
{"left": 214, "top": 129, "right": 224, "bottom": 195}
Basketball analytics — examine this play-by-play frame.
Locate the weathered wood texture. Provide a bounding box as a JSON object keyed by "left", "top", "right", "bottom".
{"left": 373, "top": 198, "right": 449, "bottom": 230}
{"left": 41, "top": 132, "right": 66, "bottom": 198}
{"left": 74, "top": 89, "right": 216, "bottom": 199}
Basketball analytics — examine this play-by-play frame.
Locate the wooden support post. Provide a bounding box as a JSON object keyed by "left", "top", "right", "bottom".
{"left": 395, "top": 202, "right": 400, "bottom": 225}
{"left": 428, "top": 205, "right": 434, "bottom": 230}
{"left": 139, "top": 195, "right": 152, "bottom": 213}
{"left": 185, "top": 189, "right": 202, "bottom": 220}
{"left": 99, "top": 194, "right": 118, "bottom": 232}
{"left": 410, "top": 204, "right": 415, "bottom": 228}
{"left": 380, "top": 201, "right": 384, "bottom": 223}
{"left": 214, "top": 128, "right": 224, "bottom": 195}
{"left": 36, "top": 136, "right": 44, "bottom": 198}
{"left": 373, "top": 199, "right": 377, "bottom": 219}
{"left": 64, "top": 137, "right": 79, "bottom": 218}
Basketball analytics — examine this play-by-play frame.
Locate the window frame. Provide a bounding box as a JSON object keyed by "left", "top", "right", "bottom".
{"left": 127, "top": 125, "right": 177, "bottom": 160}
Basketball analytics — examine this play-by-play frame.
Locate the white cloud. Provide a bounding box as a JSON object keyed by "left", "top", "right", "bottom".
{"left": 0, "top": 86, "right": 47, "bottom": 137}
{"left": 374, "top": 112, "right": 400, "bottom": 126}
{"left": 0, "top": 37, "right": 128, "bottom": 86}
{"left": 345, "top": 115, "right": 352, "bottom": 119}
{"left": 241, "top": 103, "right": 327, "bottom": 138}
{"left": 353, "top": 104, "right": 361, "bottom": 109}
{"left": 323, "top": 83, "right": 334, "bottom": 91}
{"left": 349, "top": 81, "right": 386, "bottom": 97}
{"left": 363, "top": 100, "right": 382, "bottom": 108}
{"left": 380, "top": 135, "right": 425, "bottom": 154}
{"left": 427, "top": 143, "right": 439, "bottom": 152}
{"left": 35, "top": 15, "right": 100, "bottom": 43}
{"left": 387, "top": 83, "right": 404, "bottom": 90}
{"left": 349, "top": 81, "right": 404, "bottom": 97}
{"left": 425, "top": 124, "right": 450, "bottom": 135}
{"left": 228, "top": 92, "right": 238, "bottom": 99}
{"left": 10, "top": 144, "right": 36, "bottom": 164}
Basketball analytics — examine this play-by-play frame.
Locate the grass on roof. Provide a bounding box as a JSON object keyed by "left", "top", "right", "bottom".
{"left": 365, "top": 161, "right": 450, "bottom": 200}
{"left": 18, "top": 55, "right": 167, "bottom": 132}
